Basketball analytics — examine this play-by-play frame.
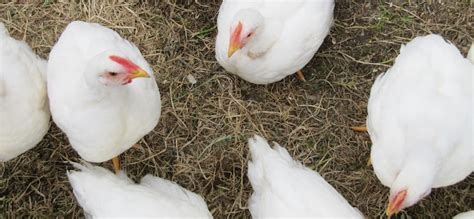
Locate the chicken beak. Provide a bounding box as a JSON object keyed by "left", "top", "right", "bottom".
{"left": 386, "top": 190, "right": 407, "bottom": 217}
{"left": 227, "top": 42, "right": 241, "bottom": 58}
{"left": 130, "top": 68, "right": 150, "bottom": 79}
{"left": 385, "top": 205, "right": 396, "bottom": 217}
{"left": 228, "top": 21, "right": 243, "bottom": 58}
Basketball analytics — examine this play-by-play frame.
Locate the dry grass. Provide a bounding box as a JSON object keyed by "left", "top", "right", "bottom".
{"left": 0, "top": 0, "right": 473, "bottom": 218}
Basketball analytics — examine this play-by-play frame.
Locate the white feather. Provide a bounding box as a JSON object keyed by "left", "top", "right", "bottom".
{"left": 67, "top": 162, "right": 213, "bottom": 218}
{"left": 47, "top": 21, "right": 161, "bottom": 162}
{"left": 215, "top": 0, "right": 334, "bottom": 84}
{"left": 247, "top": 135, "right": 363, "bottom": 218}
{"left": 0, "top": 22, "right": 50, "bottom": 161}
{"left": 367, "top": 34, "right": 473, "bottom": 210}
{"left": 453, "top": 210, "right": 474, "bottom": 219}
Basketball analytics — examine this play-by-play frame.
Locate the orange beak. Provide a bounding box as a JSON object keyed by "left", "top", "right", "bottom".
{"left": 121, "top": 68, "right": 150, "bottom": 85}
{"left": 129, "top": 68, "right": 150, "bottom": 79}
{"left": 386, "top": 190, "right": 407, "bottom": 217}
{"left": 228, "top": 22, "right": 243, "bottom": 58}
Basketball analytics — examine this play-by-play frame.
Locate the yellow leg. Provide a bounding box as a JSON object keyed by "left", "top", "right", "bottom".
{"left": 352, "top": 125, "right": 371, "bottom": 166}
{"left": 351, "top": 125, "right": 367, "bottom": 132}
{"left": 112, "top": 156, "right": 121, "bottom": 174}
{"left": 296, "top": 70, "right": 306, "bottom": 81}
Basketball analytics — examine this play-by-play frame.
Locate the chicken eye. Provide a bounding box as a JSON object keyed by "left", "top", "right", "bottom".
{"left": 247, "top": 33, "right": 253, "bottom": 37}
{"left": 109, "top": 72, "right": 118, "bottom": 76}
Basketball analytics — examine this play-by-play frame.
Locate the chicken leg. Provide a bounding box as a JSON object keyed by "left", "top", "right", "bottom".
{"left": 112, "top": 156, "right": 120, "bottom": 174}
{"left": 111, "top": 144, "right": 143, "bottom": 174}
{"left": 351, "top": 125, "right": 367, "bottom": 132}
{"left": 351, "top": 125, "right": 371, "bottom": 165}
{"left": 296, "top": 70, "right": 306, "bottom": 81}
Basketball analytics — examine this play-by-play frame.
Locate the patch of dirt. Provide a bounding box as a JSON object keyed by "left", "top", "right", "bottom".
{"left": 0, "top": 0, "right": 472, "bottom": 218}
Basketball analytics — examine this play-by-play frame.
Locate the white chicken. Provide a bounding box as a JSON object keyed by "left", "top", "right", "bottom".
{"left": 247, "top": 135, "right": 363, "bottom": 218}
{"left": 365, "top": 35, "right": 473, "bottom": 216}
{"left": 453, "top": 210, "right": 474, "bottom": 219}
{"left": 67, "top": 162, "right": 213, "bottom": 218}
{"left": 0, "top": 22, "right": 50, "bottom": 161}
{"left": 47, "top": 21, "right": 161, "bottom": 172}
{"left": 215, "top": 0, "right": 334, "bottom": 84}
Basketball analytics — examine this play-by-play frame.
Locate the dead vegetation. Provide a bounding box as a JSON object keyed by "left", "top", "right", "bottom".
{"left": 0, "top": 0, "right": 472, "bottom": 218}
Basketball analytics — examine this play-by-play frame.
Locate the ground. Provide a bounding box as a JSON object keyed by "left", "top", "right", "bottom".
{"left": 0, "top": 0, "right": 473, "bottom": 218}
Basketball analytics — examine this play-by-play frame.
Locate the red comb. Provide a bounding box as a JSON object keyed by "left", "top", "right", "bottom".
{"left": 109, "top": 55, "right": 140, "bottom": 72}
{"left": 230, "top": 22, "right": 243, "bottom": 46}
